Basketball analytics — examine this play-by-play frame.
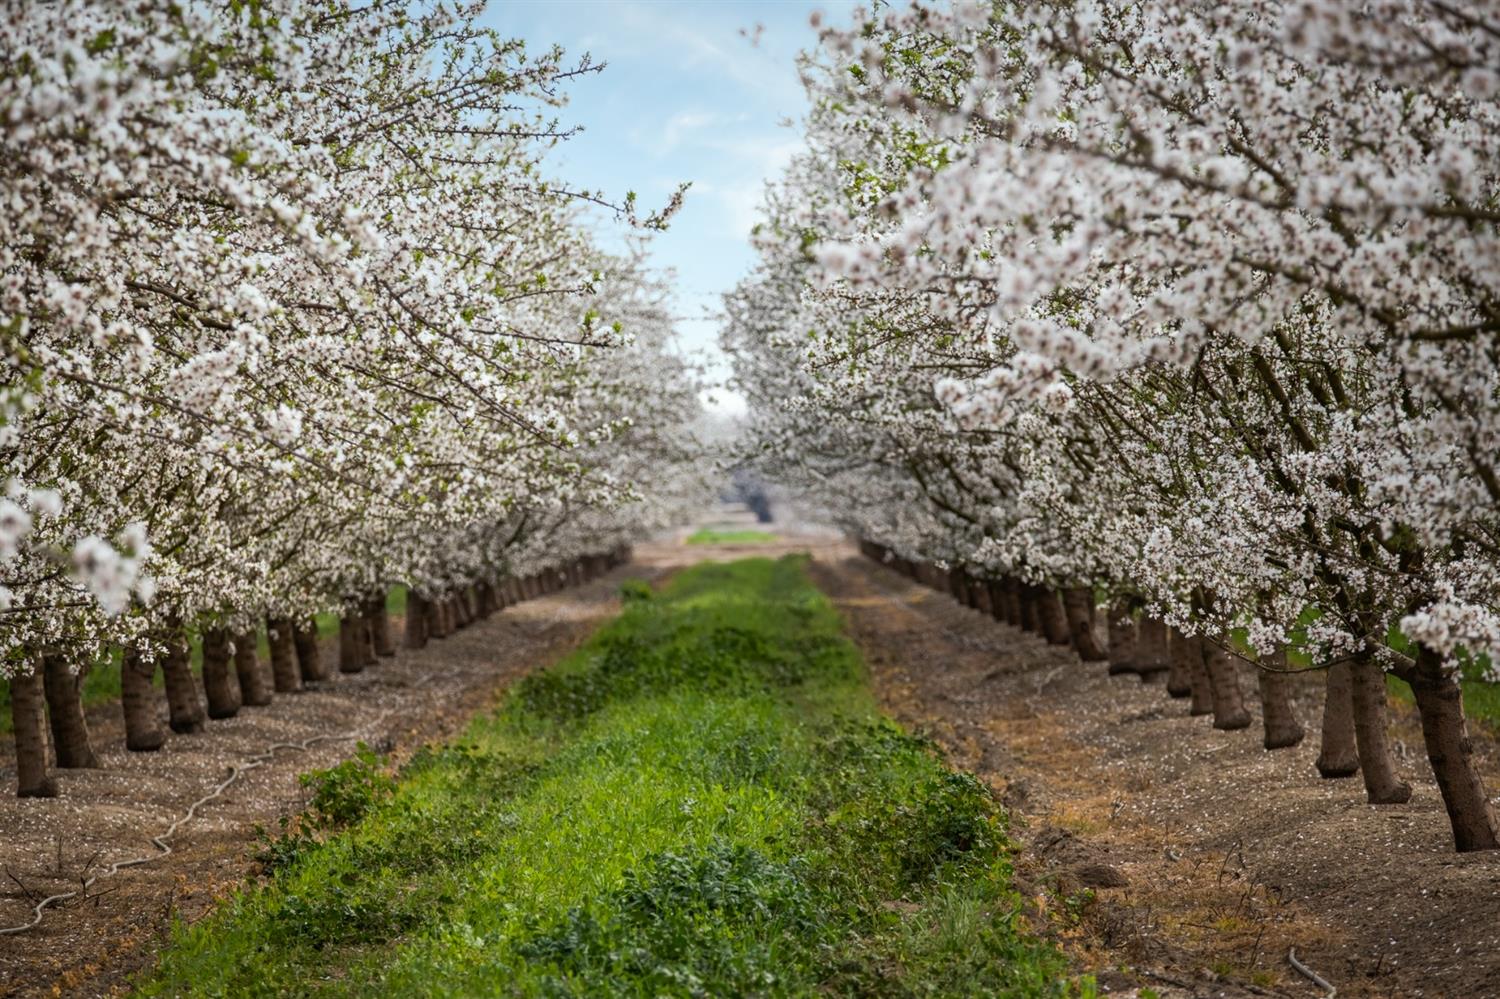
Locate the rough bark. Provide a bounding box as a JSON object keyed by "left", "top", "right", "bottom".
{"left": 1062, "top": 588, "right": 1107, "bottom": 660}
{"left": 1004, "top": 580, "right": 1024, "bottom": 626}
{"left": 160, "top": 627, "right": 206, "bottom": 734}
{"left": 233, "top": 631, "right": 273, "bottom": 707}
{"left": 1201, "top": 637, "right": 1252, "bottom": 730}
{"left": 267, "top": 617, "right": 302, "bottom": 693}
{"left": 1018, "top": 585, "right": 1041, "bottom": 633}
{"left": 368, "top": 596, "right": 395, "bottom": 657}
{"left": 405, "top": 592, "right": 429, "bottom": 650}
{"left": 339, "top": 613, "right": 366, "bottom": 673}
{"left": 1405, "top": 646, "right": 1500, "bottom": 851}
{"left": 973, "top": 578, "right": 994, "bottom": 617}
{"left": 1165, "top": 627, "right": 1194, "bottom": 698}
{"left": 11, "top": 668, "right": 58, "bottom": 797}
{"left": 42, "top": 652, "right": 100, "bottom": 768}
{"left": 360, "top": 607, "right": 378, "bottom": 664}
{"left": 121, "top": 645, "right": 167, "bottom": 750}
{"left": 1315, "top": 660, "right": 1360, "bottom": 778}
{"left": 293, "top": 619, "right": 330, "bottom": 682}
{"left": 1256, "top": 650, "right": 1304, "bottom": 750}
{"left": 428, "top": 597, "right": 451, "bottom": 639}
{"left": 1349, "top": 654, "right": 1412, "bottom": 804}
{"left": 1107, "top": 607, "right": 1138, "bottom": 675}
{"left": 1135, "top": 619, "right": 1171, "bottom": 682}
{"left": 199, "top": 629, "right": 242, "bottom": 719}
{"left": 1184, "top": 634, "right": 1215, "bottom": 717}
{"left": 1036, "top": 589, "right": 1072, "bottom": 646}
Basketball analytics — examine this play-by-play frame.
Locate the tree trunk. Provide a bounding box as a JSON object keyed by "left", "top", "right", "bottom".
{"left": 984, "top": 581, "right": 1007, "bottom": 625}
{"left": 1184, "top": 634, "right": 1215, "bottom": 716}
{"left": 405, "top": 592, "right": 429, "bottom": 650}
{"left": 233, "top": 631, "right": 273, "bottom": 707}
{"left": 360, "top": 609, "right": 377, "bottom": 664}
{"left": 1256, "top": 650, "right": 1304, "bottom": 750}
{"left": 973, "top": 578, "right": 994, "bottom": 616}
{"left": 11, "top": 668, "right": 58, "bottom": 797}
{"left": 368, "top": 596, "right": 395, "bottom": 656}
{"left": 1406, "top": 646, "right": 1499, "bottom": 851}
{"left": 293, "top": 619, "right": 330, "bottom": 682}
{"left": 1135, "top": 619, "right": 1170, "bottom": 682}
{"left": 1165, "top": 627, "right": 1194, "bottom": 698}
{"left": 1349, "top": 654, "right": 1411, "bottom": 804}
{"left": 1201, "top": 636, "right": 1251, "bottom": 730}
{"left": 339, "top": 613, "right": 366, "bottom": 673}
{"left": 267, "top": 617, "right": 302, "bottom": 693}
{"left": 1316, "top": 660, "right": 1360, "bottom": 777}
{"left": 1005, "top": 580, "right": 1024, "bottom": 626}
{"left": 428, "top": 597, "right": 451, "bottom": 639}
{"left": 42, "top": 653, "right": 100, "bottom": 768}
{"left": 1107, "top": 607, "right": 1138, "bottom": 675}
{"left": 1018, "top": 585, "right": 1041, "bottom": 633}
{"left": 1061, "top": 588, "right": 1107, "bottom": 660}
{"left": 160, "top": 627, "right": 206, "bottom": 734}
{"left": 1036, "top": 589, "right": 1072, "bottom": 646}
{"left": 121, "top": 645, "right": 167, "bottom": 750}
{"left": 199, "top": 629, "right": 241, "bottom": 720}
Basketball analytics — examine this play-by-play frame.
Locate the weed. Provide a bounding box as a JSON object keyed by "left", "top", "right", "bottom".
{"left": 141, "top": 557, "right": 1088, "bottom": 998}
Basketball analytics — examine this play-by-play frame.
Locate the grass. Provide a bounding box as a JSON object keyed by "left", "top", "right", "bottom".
{"left": 139, "top": 557, "right": 1088, "bottom": 997}
{"left": 685, "top": 528, "right": 779, "bottom": 545}
{"left": 0, "top": 585, "right": 409, "bottom": 735}
{"left": 1387, "top": 670, "right": 1500, "bottom": 733}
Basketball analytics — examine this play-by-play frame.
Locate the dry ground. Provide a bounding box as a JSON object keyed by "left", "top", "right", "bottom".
{"left": 809, "top": 547, "right": 1500, "bottom": 999}
{"left": 0, "top": 565, "right": 651, "bottom": 998}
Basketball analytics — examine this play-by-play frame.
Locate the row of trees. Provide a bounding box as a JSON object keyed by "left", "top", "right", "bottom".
{"left": 3, "top": 2, "right": 705, "bottom": 795}
{"left": 726, "top": 0, "right": 1500, "bottom": 850}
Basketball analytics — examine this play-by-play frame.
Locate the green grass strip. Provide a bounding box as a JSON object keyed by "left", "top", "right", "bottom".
{"left": 684, "top": 528, "right": 779, "bottom": 545}
{"left": 139, "top": 556, "right": 1089, "bottom": 997}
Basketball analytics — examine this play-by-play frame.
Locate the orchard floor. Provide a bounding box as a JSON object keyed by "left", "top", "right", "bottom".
{"left": 3, "top": 533, "right": 1498, "bottom": 998}
{"left": 806, "top": 550, "right": 1500, "bottom": 999}
{"left": 0, "top": 565, "right": 649, "bottom": 998}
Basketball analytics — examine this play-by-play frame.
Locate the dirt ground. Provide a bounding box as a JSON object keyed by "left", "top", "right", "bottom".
{"left": 808, "top": 548, "right": 1500, "bottom": 999}
{"left": 5, "top": 530, "right": 1498, "bottom": 998}
{"left": 0, "top": 565, "right": 649, "bottom": 998}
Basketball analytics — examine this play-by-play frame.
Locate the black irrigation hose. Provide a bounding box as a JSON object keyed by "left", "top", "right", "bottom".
{"left": 0, "top": 713, "right": 389, "bottom": 937}
{"left": 1289, "top": 948, "right": 1337, "bottom": 997}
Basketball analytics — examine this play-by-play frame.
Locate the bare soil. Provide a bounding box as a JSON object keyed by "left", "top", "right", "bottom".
{"left": 0, "top": 566, "right": 649, "bottom": 998}
{"left": 809, "top": 548, "right": 1500, "bottom": 999}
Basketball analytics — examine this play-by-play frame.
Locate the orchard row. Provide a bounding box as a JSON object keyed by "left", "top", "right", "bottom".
{"left": 2, "top": 2, "right": 705, "bottom": 795}
{"left": 728, "top": 1, "right": 1500, "bottom": 850}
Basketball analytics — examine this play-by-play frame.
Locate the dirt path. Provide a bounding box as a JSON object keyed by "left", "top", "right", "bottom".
{"left": 809, "top": 548, "right": 1500, "bottom": 999}
{"left": 0, "top": 567, "right": 650, "bottom": 998}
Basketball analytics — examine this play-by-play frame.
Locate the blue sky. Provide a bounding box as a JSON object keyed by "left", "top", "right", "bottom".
{"left": 487, "top": 1, "right": 855, "bottom": 411}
